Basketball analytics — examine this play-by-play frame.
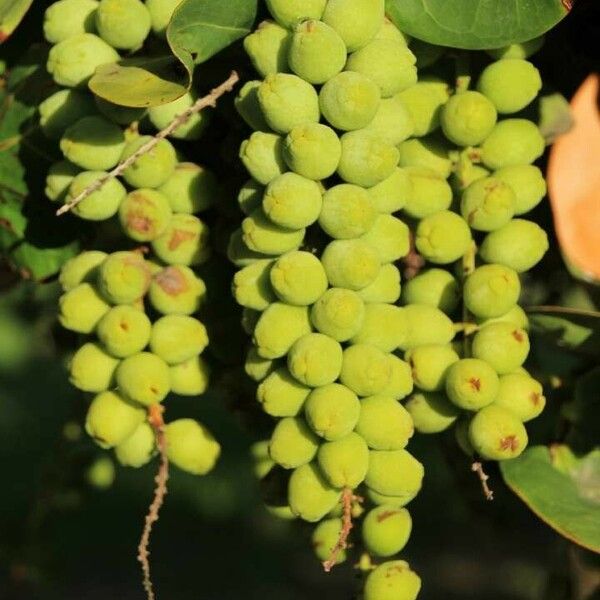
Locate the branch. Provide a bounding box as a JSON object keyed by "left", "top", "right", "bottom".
{"left": 57, "top": 70, "right": 240, "bottom": 217}
{"left": 471, "top": 461, "right": 494, "bottom": 501}
{"left": 322, "top": 488, "right": 359, "bottom": 573}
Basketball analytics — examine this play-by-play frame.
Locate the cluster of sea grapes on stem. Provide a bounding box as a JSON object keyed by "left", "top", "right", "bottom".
{"left": 231, "top": 0, "right": 550, "bottom": 598}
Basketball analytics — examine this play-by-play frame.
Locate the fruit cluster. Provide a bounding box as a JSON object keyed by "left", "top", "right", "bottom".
{"left": 232, "top": 0, "right": 549, "bottom": 596}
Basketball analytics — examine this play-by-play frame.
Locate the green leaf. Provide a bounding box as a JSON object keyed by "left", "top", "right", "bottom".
{"left": 501, "top": 445, "right": 600, "bottom": 553}
{"left": 386, "top": 0, "right": 569, "bottom": 50}
{"left": 0, "top": 0, "right": 33, "bottom": 43}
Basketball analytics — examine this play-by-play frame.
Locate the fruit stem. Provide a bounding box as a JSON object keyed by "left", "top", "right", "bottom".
{"left": 471, "top": 461, "right": 494, "bottom": 501}
{"left": 322, "top": 487, "right": 357, "bottom": 573}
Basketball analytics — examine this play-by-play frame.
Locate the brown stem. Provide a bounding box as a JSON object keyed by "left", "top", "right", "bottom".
{"left": 57, "top": 70, "right": 240, "bottom": 217}
{"left": 322, "top": 488, "right": 357, "bottom": 573}
{"left": 471, "top": 461, "right": 494, "bottom": 501}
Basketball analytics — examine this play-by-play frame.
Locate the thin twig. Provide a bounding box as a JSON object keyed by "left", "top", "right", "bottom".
{"left": 138, "top": 404, "right": 170, "bottom": 600}
{"left": 471, "top": 461, "right": 494, "bottom": 501}
{"left": 323, "top": 488, "right": 357, "bottom": 572}
{"left": 57, "top": 70, "right": 240, "bottom": 217}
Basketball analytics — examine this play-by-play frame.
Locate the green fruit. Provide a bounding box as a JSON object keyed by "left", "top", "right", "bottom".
{"left": 148, "top": 91, "right": 211, "bottom": 140}
{"left": 319, "top": 184, "right": 377, "bottom": 239}
{"left": 440, "top": 91, "right": 498, "bottom": 146}
{"left": 253, "top": 302, "right": 311, "bottom": 359}
{"left": 463, "top": 264, "right": 521, "bottom": 319}
{"left": 357, "top": 264, "right": 401, "bottom": 304}
{"left": 149, "top": 265, "right": 206, "bottom": 315}
{"left": 476, "top": 304, "right": 529, "bottom": 330}
{"left": 362, "top": 506, "right": 412, "bottom": 557}
{"left": 319, "top": 71, "right": 381, "bottom": 131}
{"left": 486, "top": 37, "right": 544, "bottom": 60}
{"left": 235, "top": 81, "right": 270, "bottom": 132}
{"left": 445, "top": 358, "right": 500, "bottom": 410}
{"left": 244, "top": 20, "right": 291, "bottom": 78}
{"left": 165, "top": 418, "right": 220, "bottom": 475}
{"left": 310, "top": 287, "right": 366, "bottom": 341}
{"left": 145, "top": 0, "right": 181, "bottom": 37}
{"left": 121, "top": 136, "right": 177, "bottom": 188}
{"left": 244, "top": 347, "right": 276, "bottom": 382}
{"left": 364, "top": 560, "right": 421, "bottom": 600}
{"left": 360, "top": 214, "right": 410, "bottom": 263}
{"left": 346, "top": 39, "right": 417, "bottom": 97}
{"left": 95, "top": 0, "right": 150, "bottom": 49}
{"left": 69, "top": 342, "right": 119, "bottom": 392}
{"left": 395, "top": 77, "right": 450, "bottom": 136}
{"left": 96, "top": 305, "right": 152, "bottom": 357}
{"left": 374, "top": 17, "right": 409, "bottom": 45}
{"left": 321, "top": 239, "right": 381, "bottom": 291}
{"left": 94, "top": 96, "right": 146, "bottom": 125}
{"left": 406, "top": 344, "right": 459, "bottom": 391}
{"left": 304, "top": 383, "right": 360, "bottom": 441}
{"left": 461, "top": 176, "right": 516, "bottom": 231}
{"left": 85, "top": 456, "right": 115, "bottom": 489}
{"left": 287, "top": 333, "right": 343, "bottom": 387}
{"left": 237, "top": 179, "right": 264, "bottom": 216}
{"left": 494, "top": 373, "right": 545, "bottom": 422}
{"left": 479, "top": 218, "right": 549, "bottom": 273}
{"left": 381, "top": 355, "right": 414, "bottom": 400}
{"left": 366, "top": 487, "right": 415, "bottom": 509}
{"left": 270, "top": 251, "right": 327, "bottom": 305}
{"left": 400, "top": 304, "right": 455, "bottom": 350}
{"left": 480, "top": 119, "right": 545, "bottom": 169}
{"left": 322, "top": 0, "right": 384, "bottom": 51}
{"left": 39, "top": 89, "right": 96, "bottom": 140}
{"left": 403, "top": 167, "right": 453, "bottom": 219}
{"left": 363, "top": 96, "right": 415, "bottom": 146}
{"left": 59, "top": 282, "right": 111, "bottom": 333}
{"left": 115, "top": 421, "right": 156, "bottom": 467}
{"left": 401, "top": 268, "right": 460, "bottom": 314}
{"left": 43, "top": 0, "right": 99, "bottom": 43}
{"left": 60, "top": 116, "right": 125, "bottom": 170}
{"left": 397, "top": 136, "right": 453, "bottom": 179}
{"left": 45, "top": 160, "right": 81, "bottom": 201}
{"left": 405, "top": 391, "right": 460, "bottom": 433}
{"left": 355, "top": 394, "right": 414, "bottom": 450}
{"left": 233, "top": 259, "right": 275, "bottom": 311}
{"left": 415, "top": 210, "right": 472, "bottom": 264}
{"left": 312, "top": 518, "right": 347, "bottom": 564}
{"left": 59, "top": 250, "right": 107, "bottom": 291}
{"left": 317, "top": 432, "right": 369, "bottom": 488}
{"left": 468, "top": 404, "right": 528, "bottom": 460}
{"left": 265, "top": 0, "right": 327, "bottom": 28}
{"left": 150, "top": 314, "right": 208, "bottom": 364}
{"left": 158, "top": 162, "right": 217, "bottom": 214}
{"left": 150, "top": 213, "right": 210, "bottom": 265}
{"left": 116, "top": 351, "right": 170, "bottom": 405}
{"left": 351, "top": 303, "right": 407, "bottom": 352}
{"left": 169, "top": 355, "right": 210, "bottom": 396}
{"left": 365, "top": 449, "right": 424, "bottom": 499}
{"left": 47, "top": 33, "right": 119, "bottom": 87}
{"left": 269, "top": 417, "right": 320, "bottom": 469}
{"left": 340, "top": 344, "right": 392, "bottom": 397}
{"left": 242, "top": 208, "right": 305, "bottom": 255}
{"left": 97, "top": 251, "right": 151, "bottom": 304}
{"left": 240, "top": 132, "right": 286, "bottom": 185}
{"left": 368, "top": 168, "right": 412, "bottom": 214}
{"left": 494, "top": 165, "right": 546, "bottom": 215}
{"left": 257, "top": 367, "right": 311, "bottom": 416}
{"left": 66, "top": 170, "right": 126, "bottom": 220}
{"left": 288, "top": 462, "right": 340, "bottom": 522}
{"left": 471, "top": 322, "right": 530, "bottom": 374}
{"left": 85, "top": 390, "right": 146, "bottom": 448}
{"left": 477, "top": 59, "right": 542, "bottom": 114}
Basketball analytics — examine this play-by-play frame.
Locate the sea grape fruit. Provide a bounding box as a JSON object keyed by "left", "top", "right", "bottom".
{"left": 368, "top": 168, "right": 412, "bottom": 214}
{"left": 310, "top": 287, "right": 366, "bottom": 342}
{"left": 321, "top": 239, "right": 381, "bottom": 291}
{"left": 317, "top": 432, "right": 369, "bottom": 488}
{"left": 145, "top": 0, "right": 182, "bottom": 38}
{"left": 287, "top": 333, "right": 343, "bottom": 387}
{"left": 415, "top": 210, "right": 472, "bottom": 265}
{"left": 494, "top": 165, "right": 546, "bottom": 215}
{"left": 365, "top": 449, "right": 424, "bottom": 499}
{"left": 116, "top": 351, "right": 171, "bottom": 405}
{"left": 115, "top": 421, "right": 156, "bottom": 467}
{"left": 39, "top": 89, "right": 95, "bottom": 140}
{"left": 480, "top": 119, "right": 545, "bottom": 169}
{"left": 270, "top": 251, "right": 328, "bottom": 306}
{"left": 339, "top": 344, "right": 392, "bottom": 397}
{"left": 403, "top": 167, "right": 453, "bottom": 219}
{"left": 357, "top": 264, "right": 401, "bottom": 304}
{"left": 400, "top": 304, "right": 455, "bottom": 350}
{"left": 257, "top": 367, "right": 311, "bottom": 417}
{"left": 44, "top": 0, "right": 99, "bottom": 43}
{"left": 404, "top": 391, "right": 460, "bottom": 434}
{"left": 362, "top": 506, "right": 412, "bottom": 557}
{"left": 460, "top": 176, "right": 516, "bottom": 232}
{"left": 463, "top": 264, "right": 521, "bottom": 319}
{"left": 149, "top": 314, "right": 209, "bottom": 364}
{"left": 364, "top": 560, "right": 421, "bottom": 600}
{"left": 322, "top": 0, "right": 384, "bottom": 52}
{"left": 95, "top": 0, "right": 150, "bottom": 49}
{"left": 471, "top": 322, "right": 530, "bottom": 374}
{"left": 401, "top": 268, "right": 460, "bottom": 314}
{"left": 59, "top": 250, "right": 107, "bottom": 291}
{"left": 468, "top": 405, "right": 528, "bottom": 460}
{"left": 66, "top": 170, "right": 126, "bottom": 220}
{"left": 69, "top": 342, "right": 119, "bottom": 392}
{"left": 440, "top": 91, "right": 498, "bottom": 146}
{"left": 148, "top": 92, "right": 211, "bottom": 140}
{"left": 149, "top": 265, "right": 206, "bottom": 315}
{"left": 169, "top": 355, "right": 210, "bottom": 396}
{"left": 265, "top": 0, "right": 327, "bottom": 28}
{"left": 58, "top": 282, "right": 111, "bottom": 333}
{"left": 319, "top": 184, "right": 377, "bottom": 240}
{"left": 406, "top": 344, "right": 459, "bottom": 391}
{"left": 253, "top": 303, "right": 311, "bottom": 359}
{"left": 269, "top": 417, "right": 320, "bottom": 469}
{"left": 96, "top": 304, "right": 152, "bottom": 357}
{"left": 445, "top": 358, "right": 500, "bottom": 410}
{"left": 396, "top": 78, "right": 450, "bottom": 136}
{"left": 151, "top": 214, "right": 210, "bottom": 266}
{"left": 97, "top": 251, "right": 151, "bottom": 304}
{"left": 288, "top": 462, "right": 340, "bottom": 522}
{"left": 233, "top": 259, "right": 276, "bottom": 311}
{"left": 242, "top": 208, "right": 305, "bottom": 255}
{"left": 312, "top": 518, "right": 347, "bottom": 564}
{"left": 304, "top": 383, "right": 360, "bottom": 441}
{"left": 159, "top": 162, "right": 217, "bottom": 214}
{"left": 120, "top": 136, "right": 177, "bottom": 188}
{"left": 165, "top": 419, "right": 221, "bottom": 475}
{"left": 243, "top": 20, "right": 291, "bottom": 78}
{"left": 240, "top": 132, "right": 286, "bottom": 185}
{"left": 355, "top": 394, "right": 414, "bottom": 450}
{"left": 351, "top": 303, "right": 408, "bottom": 352}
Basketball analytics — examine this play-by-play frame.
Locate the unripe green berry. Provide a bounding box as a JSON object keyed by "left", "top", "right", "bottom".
{"left": 158, "top": 162, "right": 217, "bottom": 214}
{"left": 287, "top": 333, "right": 343, "bottom": 387}
{"left": 381, "top": 355, "right": 414, "bottom": 400}
{"left": 355, "top": 394, "right": 414, "bottom": 450}
{"left": 398, "top": 137, "right": 454, "bottom": 181}
{"left": 46, "top": 160, "right": 81, "bottom": 202}
{"left": 362, "top": 506, "right": 412, "bottom": 557}
{"left": 66, "top": 170, "right": 126, "bottom": 220}
{"left": 244, "top": 347, "right": 276, "bottom": 383}
{"left": 240, "top": 132, "right": 286, "bottom": 185}
{"left": 365, "top": 449, "right": 424, "bottom": 499}
{"left": 97, "top": 251, "right": 151, "bottom": 304}
{"left": 288, "top": 462, "right": 340, "bottom": 522}
{"left": 368, "top": 168, "right": 412, "bottom": 214}
{"left": 403, "top": 167, "right": 453, "bottom": 219}
{"left": 257, "top": 367, "right": 310, "bottom": 417}
{"left": 228, "top": 229, "right": 272, "bottom": 267}
{"left": 351, "top": 303, "right": 407, "bottom": 352}
{"left": 494, "top": 372, "right": 545, "bottom": 422}
{"left": 69, "top": 342, "right": 119, "bottom": 392}
{"left": 360, "top": 214, "right": 410, "bottom": 263}
{"left": 321, "top": 239, "right": 381, "bottom": 291}
{"left": 265, "top": 0, "right": 327, "bottom": 28}
{"left": 396, "top": 77, "right": 451, "bottom": 136}
{"left": 145, "top": 0, "right": 182, "bottom": 38}
{"left": 402, "top": 268, "right": 460, "bottom": 314}
{"left": 270, "top": 251, "right": 328, "bottom": 305}
{"left": 406, "top": 344, "right": 459, "bottom": 391}
{"left": 43, "top": 0, "right": 99, "bottom": 43}
{"left": 312, "top": 518, "right": 347, "bottom": 564}
{"left": 151, "top": 213, "right": 210, "bottom": 265}
{"left": 357, "top": 264, "right": 401, "bottom": 304}
{"left": 480, "top": 119, "right": 545, "bottom": 169}
{"left": 400, "top": 304, "right": 455, "bottom": 350}
{"left": 116, "top": 351, "right": 170, "bottom": 405}
{"left": 363, "top": 97, "right": 414, "bottom": 145}
{"left": 242, "top": 208, "right": 305, "bottom": 255}
{"left": 322, "top": 0, "right": 384, "bottom": 51}
{"left": 170, "top": 355, "right": 210, "bottom": 396}
{"left": 415, "top": 210, "right": 472, "bottom": 264}
{"left": 304, "top": 383, "right": 360, "bottom": 441}
{"left": 121, "top": 136, "right": 177, "bottom": 188}
{"left": 310, "top": 287, "right": 365, "bottom": 341}
{"left": 59, "top": 282, "right": 111, "bottom": 333}
{"left": 269, "top": 417, "right": 319, "bottom": 469}
{"left": 119, "top": 189, "right": 172, "bottom": 242}
{"left": 150, "top": 314, "right": 208, "bottom": 364}
{"left": 237, "top": 179, "right": 264, "bottom": 216}
{"left": 405, "top": 391, "right": 460, "bottom": 433}
{"left": 59, "top": 250, "right": 107, "bottom": 291}
{"left": 486, "top": 37, "right": 544, "bottom": 60}
{"left": 445, "top": 358, "right": 500, "bottom": 410}
{"left": 494, "top": 165, "right": 546, "bottom": 215}
{"left": 374, "top": 17, "right": 410, "bottom": 45}
{"left": 340, "top": 344, "right": 391, "bottom": 397}
{"left": 253, "top": 303, "right": 311, "bottom": 359}
{"left": 441, "top": 91, "right": 498, "bottom": 146}
{"left": 165, "top": 418, "right": 220, "bottom": 475}
{"left": 364, "top": 560, "right": 421, "bottom": 600}
{"left": 476, "top": 304, "right": 529, "bottom": 330}
{"left": 463, "top": 264, "right": 521, "bottom": 319}
{"left": 97, "top": 305, "right": 152, "bottom": 357}
{"left": 461, "top": 176, "right": 516, "bottom": 231}
{"left": 148, "top": 91, "right": 210, "bottom": 140}
{"left": 472, "top": 322, "right": 530, "bottom": 374}
{"left": 244, "top": 20, "right": 291, "bottom": 78}
{"left": 149, "top": 265, "right": 206, "bottom": 315}
{"left": 39, "top": 89, "right": 96, "bottom": 140}
{"left": 233, "top": 259, "right": 275, "bottom": 311}
{"left": 115, "top": 421, "right": 156, "bottom": 468}
{"left": 235, "top": 81, "right": 271, "bottom": 132}
{"left": 317, "top": 432, "right": 369, "bottom": 488}
{"left": 319, "top": 184, "right": 377, "bottom": 239}
{"left": 95, "top": 0, "right": 150, "bottom": 50}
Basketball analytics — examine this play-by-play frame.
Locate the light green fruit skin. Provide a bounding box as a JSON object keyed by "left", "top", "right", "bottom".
{"left": 270, "top": 251, "right": 327, "bottom": 305}
{"left": 494, "top": 373, "right": 545, "bottom": 422}
{"left": 69, "top": 342, "right": 119, "bottom": 392}
{"left": 480, "top": 119, "right": 545, "bottom": 169}
{"left": 319, "top": 184, "right": 377, "bottom": 239}
{"left": 86, "top": 457, "right": 115, "bottom": 489}
{"left": 368, "top": 168, "right": 412, "bottom": 214}
{"left": 97, "top": 251, "right": 151, "bottom": 305}
{"left": 395, "top": 77, "right": 451, "bottom": 136}
{"left": 477, "top": 59, "right": 542, "bottom": 114}
{"left": 149, "top": 314, "right": 209, "bottom": 364}
{"left": 115, "top": 421, "right": 156, "bottom": 467}
{"left": 47, "top": 33, "right": 119, "bottom": 88}
{"left": 283, "top": 123, "right": 341, "bottom": 181}
{"left": 67, "top": 170, "right": 126, "bottom": 220}
{"left": 406, "top": 344, "right": 459, "bottom": 391}
{"left": 238, "top": 179, "right": 265, "bottom": 216}
{"left": 251, "top": 440, "right": 274, "bottom": 479}
{"left": 304, "top": 383, "right": 360, "bottom": 441}
{"left": 39, "top": 89, "right": 96, "bottom": 140}
{"left": 269, "top": 416, "right": 320, "bottom": 469}
{"left": 60, "top": 116, "right": 125, "bottom": 171}
{"left": 494, "top": 165, "right": 546, "bottom": 215}
{"left": 150, "top": 92, "right": 211, "bottom": 140}
{"left": 405, "top": 391, "right": 460, "bottom": 434}
{"left": 401, "top": 268, "right": 460, "bottom": 314}
{"left": 288, "top": 462, "right": 341, "bottom": 522}
{"left": 471, "top": 322, "right": 530, "bottom": 375}
{"left": 441, "top": 91, "right": 498, "bottom": 146}
{"left": 476, "top": 305, "right": 529, "bottom": 330}
{"left": 351, "top": 304, "right": 408, "bottom": 352}
{"left": 240, "top": 132, "right": 286, "bottom": 185}
{"left": 242, "top": 208, "right": 305, "bottom": 255}
{"left": 262, "top": 172, "right": 322, "bottom": 229}
{"left": 257, "top": 366, "right": 310, "bottom": 416}
{"left": 374, "top": 17, "right": 410, "bottom": 45}
{"left": 364, "top": 560, "right": 421, "bottom": 600}
{"left": 461, "top": 176, "right": 516, "bottom": 232}
{"left": 169, "top": 355, "right": 210, "bottom": 396}
{"left": 235, "top": 81, "right": 271, "bottom": 132}
{"left": 322, "top": 0, "right": 383, "bottom": 51}
{"left": 158, "top": 162, "right": 217, "bottom": 214}
{"left": 151, "top": 213, "right": 210, "bottom": 266}
{"left": 355, "top": 394, "right": 414, "bottom": 450}
{"left": 244, "top": 346, "right": 276, "bottom": 382}
{"left": 43, "top": 0, "right": 99, "bottom": 43}
{"left": 487, "top": 37, "right": 544, "bottom": 60}
{"left": 149, "top": 265, "right": 206, "bottom": 315}
{"left": 59, "top": 250, "right": 107, "bottom": 291}
{"left": 258, "top": 73, "right": 319, "bottom": 134}
{"left": 244, "top": 20, "right": 291, "bottom": 78}
{"left": 346, "top": 39, "right": 417, "bottom": 98}
{"left": 145, "top": 0, "right": 181, "bottom": 37}
{"left": 288, "top": 20, "right": 346, "bottom": 85}
{"left": 365, "top": 449, "right": 424, "bottom": 498}
{"left": 165, "top": 418, "right": 221, "bottom": 475}
{"left": 85, "top": 390, "right": 146, "bottom": 448}
{"left": 463, "top": 264, "right": 521, "bottom": 319}
{"left": 59, "top": 282, "right": 111, "bottom": 333}
{"left": 415, "top": 210, "right": 472, "bottom": 264}
{"left": 445, "top": 358, "right": 500, "bottom": 411}
{"left": 319, "top": 71, "right": 381, "bottom": 132}
{"left": 228, "top": 230, "right": 275, "bottom": 268}
{"left": 400, "top": 304, "right": 455, "bottom": 351}
{"left": 46, "top": 160, "right": 81, "bottom": 202}
{"left": 119, "top": 188, "right": 172, "bottom": 242}
{"left": 366, "top": 487, "right": 416, "bottom": 508}
{"left": 362, "top": 506, "right": 412, "bottom": 557}
{"left": 357, "top": 264, "right": 401, "bottom": 304}
{"left": 121, "top": 136, "right": 177, "bottom": 188}
{"left": 287, "top": 333, "right": 343, "bottom": 387}
{"left": 233, "top": 259, "right": 275, "bottom": 311}
{"left": 479, "top": 219, "right": 549, "bottom": 273}
{"left": 310, "top": 287, "right": 366, "bottom": 342}
{"left": 95, "top": 0, "right": 150, "bottom": 50}
{"left": 265, "top": 0, "right": 327, "bottom": 28}
{"left": 253, "top": 303, "right": 311, "bottom": 359}
{"left": 398, "top": 136, "right": 453, "bottom": 179}
{"left": 241, "top": 308, "right": 261, "bottom": 334}
{"left": 451, "top": 155, "right": 491, "bottom": 193}
{"left": 312, "top": 518, "right": 347, "bottom": 564}
{"left": 403, "top": 167, "right": 453, "bottom": 219}
{"left": 360, "top": 214, "right": 410, "bottom": 263}
{"left": 381, "top": 355, "right": 414, "bottom": 400}
{"left": 340, "top": 344, "right": 392, "bottom": 397}
{"left": 362, "top": 95, "right": 414, "bottom": 146}
{"left": 321, "top": 239, "right": 381, "bottom": 291}
{"left": 97, "top": 305, "right": 152, "bottom": 357}
{"left": 337, "top": 131, "right": 400, "bottom": 188}
{"left": 116, "top": 351, "right": 171, "bottom": 405}
{"left": 94, "top": 96, "right": 146, "bottom": 125}
{"left": 468, "top": 404, "right": 528, "bottom": 460}
{"left": 317, "top": 432, "right": 369, "bottom": 488}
